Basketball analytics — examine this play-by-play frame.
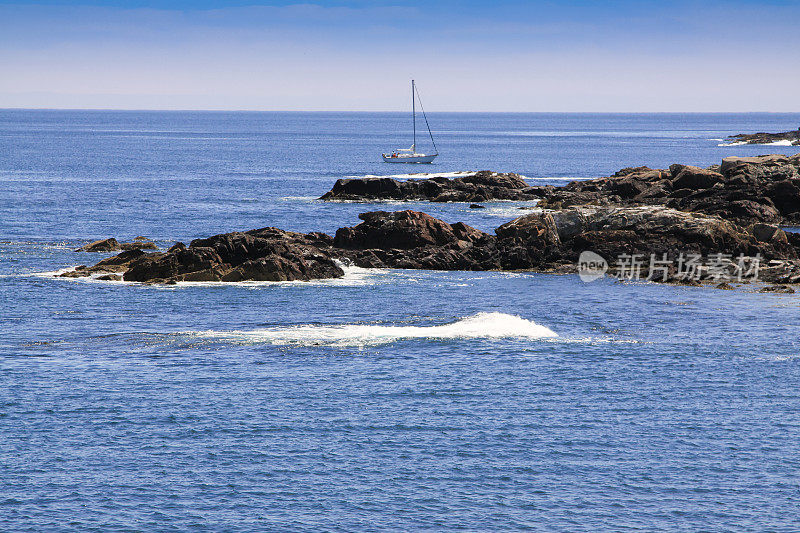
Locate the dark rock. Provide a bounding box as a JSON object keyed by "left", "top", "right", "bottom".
{"left": 75, "top": 237, "right": 158, "bottom": 252}
{"left": 536, "top": 154, "right": 800, "bottom": 225}
{"left": 86, "top": 249, "right": 146, "bottom": 272}
{"left": 78, "top": 194, "right": 800, "bottom": 287}
{"left": 720, "top": 155, "right": 800, "bottom": 181}
{"left": 120, "top": 240, "right": 158, "bottom": 251}
{"left": 104, "top": 227, "right": 344, "bottom": 284}
{"left": 469, "top": 204, "right": 486, "bottom": 209}
{"left": 670, "top": 164, "right": 723, "bottom": 190}
{"left": 726, "top": 129, "right": 800, "bottom": 146}
{"left": 759, "top": 284, "right": 796, "bottom": 294}
{"left": 334, "top": 210, "right": 485, "bottom": 250}
{"left": 751, "top": 223, "right": 787, "bottom": 244}
{"left": 322, "top": 177, "right": 403, "bottom": 200}
{"left": 59, "top": 269, "right": 91, "bottom": 278}
{"left": 76, "top": 238, "right": 120, "bottom": 252}
{"left": 716, "top": 282, "right": 734, "bottom": 290}
{"left": 123, "top": 247, "right": 223, "bottom": 282}
{"left": 320, "top": 171, "right": 539, "bottom": 202}
{"left": 97, "top": 274, "right": 122, "bottom": 281}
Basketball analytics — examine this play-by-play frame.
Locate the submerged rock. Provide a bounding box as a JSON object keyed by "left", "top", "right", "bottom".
{"left": 759, "top": 284, "right": 796, "bottom": 294}
{"left": 59, "top": 267, "right": 91, "bottom": 278}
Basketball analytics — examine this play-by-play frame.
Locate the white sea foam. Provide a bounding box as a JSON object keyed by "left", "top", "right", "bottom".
{"left": 718, "top": 140, "right": 747, "bottom": 146}
{"left": 523, "top": 176, "right": 590, "bottom": 181}
{"left": 718, "top": 139, "right": 795, "bottom": 147}
{"left": 345, "top": 171, "right": 478, "bottom": 180}
{"left": 279, "top": 195, "right": 318, "bottom": 201}
{"left": 343, "top": 171, "right": 534, "bottom": 182}
{"left": 31, "top": 267, "right": 125, "bottom": 283}
{"left": 190, "top": 312, "right": 558, "bottom": 347}
{"left": 481, "top": 204, "right": 541, "bottom": 218}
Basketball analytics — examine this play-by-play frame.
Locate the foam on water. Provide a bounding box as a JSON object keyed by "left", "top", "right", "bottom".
{"left": 345, "top": 171, "right": 479, "bottom": 180}
{"left": 190, "top": 312, "right": 558, "bottom": 347}
{"left": 718, "top": 139, "right": 795, "bottom": 147}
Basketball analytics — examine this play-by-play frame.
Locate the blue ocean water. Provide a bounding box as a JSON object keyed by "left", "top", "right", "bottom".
{"left": 2, "top": 110, "right": 800, "bottom": 531}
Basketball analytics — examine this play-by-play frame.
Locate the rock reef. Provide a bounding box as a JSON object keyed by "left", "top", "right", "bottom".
{"left": 70, "top": 154, "right": 800, "bottom": 289}
{"left": 320, "top": 171, "right": 540, "bottom": 202}
{"left": 77, "top": 207, "right": 800, "bottom": 287}
{"left": 726, "top": 128, "right": 800, "bottom": 146}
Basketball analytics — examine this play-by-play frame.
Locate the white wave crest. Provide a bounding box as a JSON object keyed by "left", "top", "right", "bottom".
{"left": 343, "top": 171, "right": 532, "bottom": 182}
{"left": 718, "top": 139, "right": 795, "bottom": 147}
{"left": 345, "top": 171, "right": 477, "bottom": 180}
{"left": 190, "top": 312, "right": 558, "bottom": 347}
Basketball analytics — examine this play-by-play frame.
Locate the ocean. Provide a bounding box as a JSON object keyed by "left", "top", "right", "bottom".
{"left": 2, "top": 110, "right": 800, "bottom": 531}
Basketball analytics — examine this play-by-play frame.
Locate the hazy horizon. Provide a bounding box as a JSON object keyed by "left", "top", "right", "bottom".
{"left": 4, "top": 108, "right": 800, "bottom": 114}
{"left": 2, "top": 0, "right": 799, "bottom": 113}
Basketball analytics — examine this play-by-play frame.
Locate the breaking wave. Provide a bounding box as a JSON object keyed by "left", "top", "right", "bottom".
{"left": 190, "top": 312, "right": 558, "bottom": 347}
{"left": 718, "top": 139, "right": 795, "bottom": 147}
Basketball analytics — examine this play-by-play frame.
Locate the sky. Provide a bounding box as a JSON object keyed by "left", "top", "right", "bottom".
{"left": 1, "top": 0, "right": 799, "bottom": 111}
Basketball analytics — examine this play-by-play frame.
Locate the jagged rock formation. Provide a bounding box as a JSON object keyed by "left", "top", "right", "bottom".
{"left": 75, "top": 207, "right": 799, "bottom": 286}
{"left": 537, "top": 154, "right": 800, "bottom": 224}
{"left": 320, "top": 171, "right": 540, "bottom": 202}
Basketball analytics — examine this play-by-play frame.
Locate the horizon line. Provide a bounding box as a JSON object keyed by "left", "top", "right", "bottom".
{"left": 2, "top": 107, "right": 800, "bottom": 115}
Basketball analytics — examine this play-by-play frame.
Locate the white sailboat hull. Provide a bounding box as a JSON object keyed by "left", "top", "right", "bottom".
{"left": 382, "top": 153, "right": 437, "bottom": 164}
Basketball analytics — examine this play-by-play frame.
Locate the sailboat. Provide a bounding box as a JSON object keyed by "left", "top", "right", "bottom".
{"left": 382, "top": 80, "right": 438, "bottom": 163}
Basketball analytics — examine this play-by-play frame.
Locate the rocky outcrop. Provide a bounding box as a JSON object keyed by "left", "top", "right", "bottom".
{"left": 76, "top": 151, "right": 800, "bottom": 289}
{"left": 76, "top": 238, "right": 121, "bottom": 252}
{"left": 334, "top": 211, "right": 499, "bottom": 271}
{"left": 77, "top": 204, "right": 800, "bottom": 288}
{"left": 121, "top": 228, "right": 344, "bottom": 283}
{"left": 320, "top": 154, "right": 800, "bottom": 228}
{"left": 76, "top": 237, "right": 157, "bottom": 252}
{"left": 320, "top": 171, "right": 540, "bottom": 202}
{"left": 537, "top": 154, "right": 800, "bottom": 225}
{"left": 726, "top": 128, "right": 800, "bottom": 146}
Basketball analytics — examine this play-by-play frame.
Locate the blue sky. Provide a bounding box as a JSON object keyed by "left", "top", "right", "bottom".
{"left": 1, "top": 0, "right": 798, "bottom": 111}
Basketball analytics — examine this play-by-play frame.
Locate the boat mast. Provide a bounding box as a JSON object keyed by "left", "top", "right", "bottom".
{"left": 412, "top": 79, "right": 416, "bottom": 152}
{"left": 414, "top": 81, "right": 438, "bottom": 155}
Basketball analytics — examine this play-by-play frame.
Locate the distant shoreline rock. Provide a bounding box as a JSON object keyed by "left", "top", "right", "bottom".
{"left": 321, "top": 154, "right": 800, "bottom": 227}
{"left": 319, "top": 171, "right": 541, "bottom": 202}
{"left": 724, "top": 128, "right": 800, "bottom": 146}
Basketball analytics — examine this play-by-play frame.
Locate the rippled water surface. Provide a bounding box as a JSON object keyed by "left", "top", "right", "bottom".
{"left": 2, "top": 111, "right": 800, "bottom": 531}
